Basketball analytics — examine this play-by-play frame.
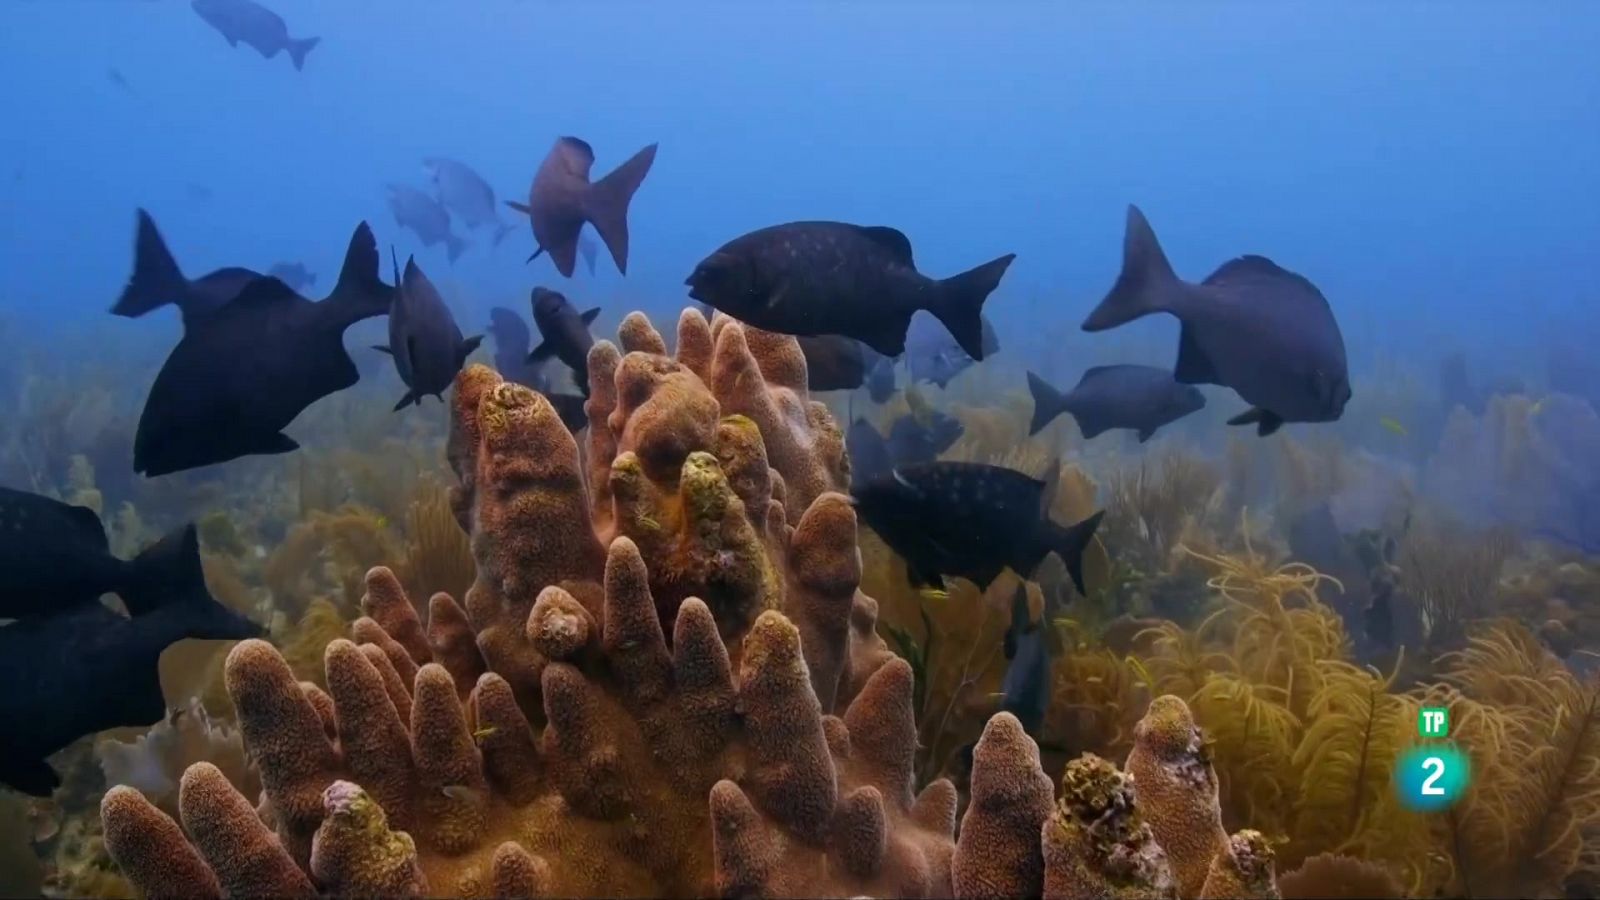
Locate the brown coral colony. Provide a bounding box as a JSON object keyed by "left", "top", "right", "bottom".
{"left": 100, "top": 309, "right": 1287, "bottom": 899}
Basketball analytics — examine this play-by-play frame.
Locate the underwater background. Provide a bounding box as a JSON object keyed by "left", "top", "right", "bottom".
{"left": 2, "top": 3, "right": 1599, "bottom": 898}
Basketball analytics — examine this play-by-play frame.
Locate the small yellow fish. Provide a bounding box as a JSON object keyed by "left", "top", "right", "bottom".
{"left": 375, "top": 515, "right": 389, "bottom": 529}
{"left": 917, "top": 586, "right": 949, "bottom": 602}
{"left": 1379, "top": 416, "right": 1408, "bottom": 438}
{"left": 636, "top": 515, "right": 661, "bottom": 531}
{"left": 471, "top": 726, "right": 498, "bottom": 743}
{"left": 441, "top": 784, "right": 482, "bottom": 804}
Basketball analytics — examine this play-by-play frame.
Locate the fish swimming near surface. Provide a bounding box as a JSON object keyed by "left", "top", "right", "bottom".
{"left": 1082, "top": 205, "right": 1351, "bottom": 436}
{"left": 797, "top": 335, "right": 883, "bottom": 393}
{"left": 190, "top": 0, "right": 319, "bottom": 71}
{"left": 1027, "top": 365, "right": 1205, "bottom": 441}
{"left": 113, "top": 209, "right": 263, "bottom": 323}
{"left": 387, "top": 183, "right": 467, "bottom": 264}
{"left": 487, "top": 306, "right": 548, "bottom": 391}
{"left": 0, "top": 514, "right": 261, "bottom": 795}
{"left": 527, "top": 287, "right": 600, "bottom": 395}
{"left": 851, "top": 461, "right": 1105, "bottom": 596}
{"left": 376, "top": 253, "right": 482, "bottom": 410}
{"left": 1000, "top": 582, "right": 1059, "bottom": 741}
{"left": 424, "top": 157, "right": 515, "bottom": 247}
{"left": 904, "top": 312, "right": 1000, "bottom": 388}
{"left": 686, "top": 221, "right": 1014, "bottom": 361}
{"left": 266, "top": 261, "right": 316, "bottom": 293}
{"left": 131, "top": 222, "right": 393, "bottom": 476}
{"left": 506, "top": 137, "right": 658, "bottom": 277}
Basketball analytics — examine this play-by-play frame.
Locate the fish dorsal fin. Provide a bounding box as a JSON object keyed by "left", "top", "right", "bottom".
{"left": 559, "top": 136, "right": 595, "bottom": 163}
{"left": 458, "top": 334, "right": 483, "bottom": 364}
{"left": 580, "top": 307, "right": 601, "bottom": 326}
{"left": 1174, "top": 324, "right": 1221, "bottom": 385}
{"left": 225, "top": 276, "right": 297, "bottom": 311}
{"left": 855, "top": 226, "right": 915, "bottom": 266}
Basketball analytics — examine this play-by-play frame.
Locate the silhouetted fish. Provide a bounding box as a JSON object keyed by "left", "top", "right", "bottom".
{"left": 377, "top": 254, "right": 481, "bottom": 410}
{"left": 507, "top": 137, "right": 657, "bottom": 277}
{"left": 267, "top": 261, "right": 316, "bottom": 293}
{"left": 133, "top": 223, "right": 392, "bottom": 476}
{"left": 190, "top": 0, "right": 319, "bottom": 71}
{"left": 1082, "top": 206, "right": 1351, "bottom": 436}
{"left": 687, "top": 221, "right": 1014, "bottom": 360}
{"left": 905, "top": 312, "right": 1000, "bottom": 388}
{"left": 387, "top": 183, "right": 466, "bottom": 263}
{"left": 113, "top": 209, "right": 261, "bottom": 323}
{"left": 847, "top": 419, "right": 897, "bottom": 490}
{"left": 1027, "top": 365, "right": 1205, "bottom": 441}
{"left": 852, "top": 461, "right": 1104, "bottom": 595}
{"left": 846, "top": 408, "right": 963, "bottom": 490}
{"left": 1001, "top": 582, "right": 1058, "bottom": 740}
{"left": 865, "top": 356, "right": 896, "bottom": 404}
{"left": 528, "top": 287, "right": 599, "bottom": 395}
{"left": 797, "top": 335, "right": 878, "bottom": 393}
{"left": 0, "top": 489, "right": 200, "bottom": 620}
{"left": 425, "top": 157, "right": 515, "bottom": 247}
{"left": 0, "top": 521, "right": 261, "bottom": 795}
{"left": 487, "top": 306, "right": 548, "bottom": 390}
{"left": 546, "top": 392, "right": 589, "bottom": 434}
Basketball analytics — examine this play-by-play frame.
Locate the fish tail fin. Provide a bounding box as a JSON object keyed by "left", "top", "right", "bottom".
{"left": 122, "top": 525, "right": 262, "bottom": 639}
{"left": 584, "top": 142, "right": 658, "bottom": 275}
{"left": 931, "top": 253, "right": 1015, "bottom": 360}
{"left": 1228, "top": 407, "right": 1285, "bottom": 436}
{"left": 287, "top": 36, "right": 320, "bottom": 71}
{"left": 112, "top": 209, "right": 187, "bottom": 318}
{"left": 1025, "top": 371, "right": 1070, "bottom": 436}
{"left": 446, "top": 232, "right": 468, "bottom": 263}
{"left": 491, "top": 221, "right": 515, "bottom": 247}
{"left": 1047, "top": 510, "right": 1105, "bottom": 597}
{"left": 328, "top": 221, "right": 391, "bottom": 322}
{"left": 1082, "top": 204, "right": 1190, "bottom": 332}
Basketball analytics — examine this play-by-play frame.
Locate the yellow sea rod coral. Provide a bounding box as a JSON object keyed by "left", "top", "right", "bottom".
{"left": 1124, "top": 695, "right": 1228, "bottom": 899}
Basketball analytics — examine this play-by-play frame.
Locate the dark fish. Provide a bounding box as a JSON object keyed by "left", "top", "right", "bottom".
{"left": 686, "top": 221, "right": 1014, "bottom": 360}
{"left": 132, "top": 223, "right": 393, "bottom": 476}
{"left": 487, "top": 306, "right": 548, "bottom": 390}
{"left": 387, "top": 183, "right": 467, "bottom": 263}
{"left": 376, "top": 254, "right": 482, "bottom": 410}
{"left": 106, "top": 67, "right": 134, "bottom": 94}
{"left": 190, "top": 0, "right": 319, "bottom": 71}
{"left": 1027, "top": 365, "right": 1205, "bottom": 442}
{"left": 506, "top": 137, "right": 657, "bottom": 277}
{"left": 424, "top": 157, "right": 514, "bottom": 246}
{"left": 546, "top": 392, "right": 589, "bottom": 434}
{"left": 1082, "top": 205, "right": 1351, "bottom": 436}
{"left": 905, "top": 312, "right": 1000, "bottom": 388}
{"left": 847, "top": 419, "right": 896, "bottom": 490}
{"left": 865, "top": 355, "right": 897, "bottom": 404}
{"left": 1364, "top": 580, "right": 1394, "bottom": 649}
{"left": 578, "top": 234, "right": 599, "bottom": 275}
{"left": 846, "top": 408, "right": 963, "bottom": 490}
{"left": 0, "top": 515, "right": 261, "bottom": 795}
{"left": 797, "top": 335, "right": 875, "bottom": 393}
{"left": 266, "top": 261, "right": 316, "bottom": 293}
{"left": 528, "top": 287, "right": 600, "bottom": 395}
{"left": 113, "top": 209, "right": 261, "bottom": 324}
{"left": 851, "top": 461, "right": 1105, "bottom": 595}
{"left": 0, "top": 489, "right": 190, "bottom": 619}
{"left": 1001, "top": 582, "right": 1058, "bottom": 740}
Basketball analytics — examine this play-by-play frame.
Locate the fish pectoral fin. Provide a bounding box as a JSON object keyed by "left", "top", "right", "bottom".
{"left": 393, "top": 392, "right": 418, "bottom": 412}
{"left": 580, "top": 307, "right": 602, "bottom": 326}
{"left": 371, "top": 344, "right": 393, "bottom": 355}
{"left": 527, "top": 341, "right": 557, "bottom": 364}
{"left": 458, "top": 334, "right": 484, "bottom": 364}
{"left": 1173, "top": 324, "right": 1221, "bottom": 385}
{"left": 525, "top": 246, "right": 545, "bottom": 265}
{"left": 1227, "top": 407, "right": 1285, "bottom": 436}
{"left": 504, "top": 200, "right": 532, "bottom": 215}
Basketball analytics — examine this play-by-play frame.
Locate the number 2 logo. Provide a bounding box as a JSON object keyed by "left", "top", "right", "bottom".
{"left": 1420, "top": 756, "right": 1445, "bottom": 796}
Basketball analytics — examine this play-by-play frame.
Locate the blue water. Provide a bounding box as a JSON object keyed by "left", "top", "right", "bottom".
{"left": 3, "top": 2, "right": 1595, "bottom": 369}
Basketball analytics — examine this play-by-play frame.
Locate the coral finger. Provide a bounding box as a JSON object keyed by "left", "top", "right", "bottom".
{"left": 832, "top": 785, "right": 888, "bottom": 879}
{"left": 311, "top": 781, "right": 430, "bottom": 898}
{"left": 473, "top": 672, "right": 542, "bottom": 804}
{"left": 841, "top": 657, "right": 917, "bottom": 809}
{"left": 954, "top": 712, "right": 1054, "bottom": 900}
{"left": 410, "top": 663, "right": 488, "bottom": 853}
{"left": 585, "top": 340, "right": 623, "bottom": 517}
{"left": 179, "top": 762, "right": 316, "bottom": 899}
{"left": 737, "top": 610, "right": 837, "bottom": 844}
{"left": 675, "top": 307, "right": 714, "bottom": 382}
{"left": 670, "top": 597, "right": 737, "bottom": 758}
{"left": 102, "top": 785, "right": 222, "bottom": 900}
{"left": 352, "top": 616, "right": 420, "bottom": 687}
{"left": 911, "top": 779, "right": 959, "bottom": 836}
{"left": 541, "top": 662, "right": 629, "bottom": 819}
{"left": 788, "top": 492, "right": 861, "bottom": 710}
{"left": 492, "top": 841, "right": 554, "bottom": 899}
{"left": 1126, "top": 695, "right": 1227, "bottom": 899}
{"left": 361, "top": 566, "right": 432, "bottom": 665}
{"left": 447, "top": 364, "right": 504, "bottom": 530}
{"left": 301, "top": 681, "right": 337, "bottom": 742}
{"left": 1200, "top": 830, "right": 1279, "bottom": 900}
{"left": 359, "top": 642, "right": 414, "bottom": 723}
{"left": 325, "top": 639, "right": 417, "bottom": 830}
{"left": 709, "top": 779, "right": 776, "bottom": 898}
{"left": 602, "top": 537, "right": 673, "bottom": 708}
{"left": 428, "top": 591, "right": 487, "bottom": 698}
{"left": 527, "top": 585, "right": 595, "bottom": 661}
{"left": 618, "top": 310, "right": 668, "bottom": 355}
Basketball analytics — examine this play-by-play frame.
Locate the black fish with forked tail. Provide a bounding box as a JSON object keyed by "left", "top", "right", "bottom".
{"left": 1082, "top": 205, "right": 1350, "bottom": 436}
{"left": 1027, "top": 365, "right": 1205, "bottom": 442}
{"left": 527, "top": 287, "right": 599, "bottom": 395}
{"left": 112, "top": 209, "right": 261, "bottom": 324}
{"left": 686, "top": 221, "right": 1014, "bottom": 360}
{"left": 507, "top": 137, "right": 657, "bottom": 277}
{"left": 851, "top": 460, "right": 1105, "bottom": 596}
{"left": 0, "top": 502, "right": 261, "bottom": 795}
{"left": 131, "top": 221, "right": 395, "bottom": 476}
{"left": 376, "top": 254, "right": 482, "bottom": 410}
